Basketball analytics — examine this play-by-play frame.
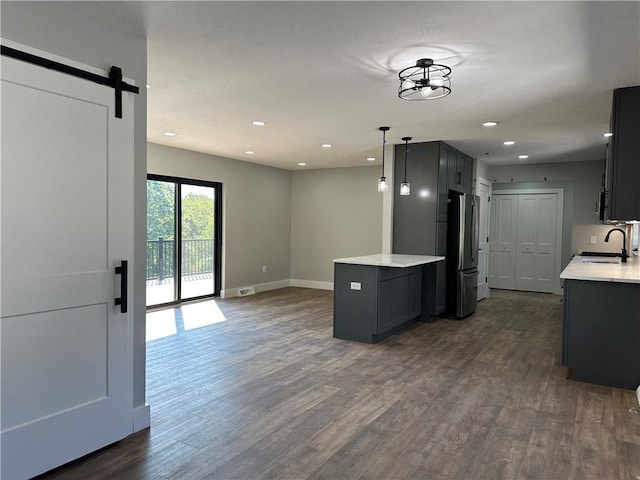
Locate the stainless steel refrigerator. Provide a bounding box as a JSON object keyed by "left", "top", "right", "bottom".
{"left": 446, "top": 192, "right": 479, "bottom": 318}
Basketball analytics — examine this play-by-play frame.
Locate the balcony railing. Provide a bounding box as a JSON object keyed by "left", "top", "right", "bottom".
{"left": 146, "top": 238, "right": 213, "bottom": 281}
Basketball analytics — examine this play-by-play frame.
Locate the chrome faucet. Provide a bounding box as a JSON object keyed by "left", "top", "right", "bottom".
{"left": 604, "top": 228, "right": 628, "bottom": 263}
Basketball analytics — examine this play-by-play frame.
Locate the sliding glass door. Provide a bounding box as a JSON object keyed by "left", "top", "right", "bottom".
{"left": 146, "top": 175, "right": 222, "bottom": 307}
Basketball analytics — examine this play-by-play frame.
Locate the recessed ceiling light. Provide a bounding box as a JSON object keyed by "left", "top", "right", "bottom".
{"left": 321, "top": 144, "right": 332, "bottom": 148}
{"left": 244, "top": 150, "right": 254, "bottom": 155}
{"left": 482, "top": 121, "right": 499, "bottom": 127}
{"left": 251, "top": 121, "right": 266, "bottom": 126}
{"left": 298, "top": 162, "right": 306, "bottom": 166}
{"left": 367, "top": 157, "right": 376, "bottom": 162}
{"left": 518, "top": 155, "right": 529, "bottom": 159}
{"left": 604, "top": 132, "right": 613, "bottom": 137}
{"left": 503, "top": 141, "right": 515, "bottom": 146}
{"left": 164, "top": 132, "right": 177, "bottom": 137}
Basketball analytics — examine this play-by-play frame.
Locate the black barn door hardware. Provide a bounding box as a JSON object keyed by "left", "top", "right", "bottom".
{"left": 1, "top": 45, "right": 139, "bottom": 118}
{"left": 115, "top": 260, "right": 128, "bottom": 313}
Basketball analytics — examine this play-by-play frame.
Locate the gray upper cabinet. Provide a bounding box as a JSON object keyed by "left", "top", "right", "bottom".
{"left": 445, "top": 144, "right": 473, "bottom": 194}
{"left": 604, "top": 85, "right": 640, "bottom": 222}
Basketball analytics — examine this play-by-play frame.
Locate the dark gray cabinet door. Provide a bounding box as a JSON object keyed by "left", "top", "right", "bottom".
{"left": 408, "top": 268, "right": 422, "bottom": 319}
{"left": 377, "top": 275, "right": 409, "bottom": 333}
{"left": 463, "top": 156, "right": 474, "bottom": 194}
{"left": 448, "top": 148, "right": 463, "bottom": 192}
{"left": 437, "top": 144, "right": 449, "bottom": 221}
{"left": 606, "top": 86, "right": 640, "bottom": 221}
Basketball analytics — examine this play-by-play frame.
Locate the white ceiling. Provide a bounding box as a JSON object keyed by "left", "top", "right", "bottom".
{"left": 100, "top": 1, "right": 640, "bottom": 170}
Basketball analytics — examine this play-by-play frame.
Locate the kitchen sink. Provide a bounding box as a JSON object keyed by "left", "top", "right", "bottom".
{"left": 580, "top": 251, "right": 621, "bottom": 257}
{"left": 580, "top": 258, "right": 621, "bottom": 264}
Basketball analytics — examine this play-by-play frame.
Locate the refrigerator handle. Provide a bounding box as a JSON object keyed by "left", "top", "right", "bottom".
{"left": 470, "top": 200, "right": 475, "bottom": 263}
{"left": 458, "top": 198, "right": 465, "bottom": 270}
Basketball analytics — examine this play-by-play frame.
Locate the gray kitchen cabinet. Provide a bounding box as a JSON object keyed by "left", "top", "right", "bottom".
{"left": 393, "top": 141, "right": 474, "bottom": 316}
{"left": 447, "top": 147, "right": 463, "bottom": 192}
{"left": 377, "top": 268, "right": 410, "bottom": 333}
{"left": 563, "top": 278, "right": 640, "bottom": 390}
{"left": 604, "top": 85, "right": 640, "bottom": 222}
{"left": 333, "top": 259, "right": 441, "bottom": 344}
{"left": 463, "top": 156, "right": 474, "bottom": 194}
{"left": 446, "top": 145, "right": 473, "bottom": 194}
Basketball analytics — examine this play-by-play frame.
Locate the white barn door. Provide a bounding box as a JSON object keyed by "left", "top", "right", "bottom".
{"left": 1, "top": 52, "right": 134, "bottom": 478}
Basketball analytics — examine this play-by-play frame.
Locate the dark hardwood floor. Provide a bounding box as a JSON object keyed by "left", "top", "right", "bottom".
{"left": 42, "top": 287, "right": 640, "bottom": 479}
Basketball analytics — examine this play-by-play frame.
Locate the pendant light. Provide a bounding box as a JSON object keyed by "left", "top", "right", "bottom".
{"left": 377, "top": 126, "right": 390, "bottom": 192}
{"left": 400, "top": 137, "right": 412, "bottom": 196}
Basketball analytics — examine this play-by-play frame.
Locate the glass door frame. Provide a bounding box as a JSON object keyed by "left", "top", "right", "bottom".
{"left": 147, "top": 174, "right": 222, "bottom": 308}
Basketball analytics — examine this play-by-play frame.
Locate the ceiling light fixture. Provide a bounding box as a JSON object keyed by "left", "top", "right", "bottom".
{"left": 377, "top": 126, "right": 390, "bottom": 192}
{"left": 400, "top": 137, "right": 412, "bottom": 196}
{"left": 298, "top": 162, "right": 306, "bottom": 166}
{"left": 321, "top": 144, "right": 332, "bottom": 148}
{"left": 503, "top": 141, "right": 515, "bottom": 146}
{"left": 483, "top": 121, "right": 499, "bottom": 127}
{"left": 251, "top": 121, "right": 266, "bottom": 126}
{"left": 367, "top": 157, "right": 376, "bottom": 162}
{"left": 244, "top": 150, "right": 254, "bottom": 155}
{"left": 163, "top": 132, "right": 177, "bottom": 137}
{"left": 604, "top": 132, "right": 613, "bottom": 137}
{"left": 398, "top": 58, "right": 451, "bottom": 101}
{"left": 518, "top": 155, "right": 529, "bottom": 159}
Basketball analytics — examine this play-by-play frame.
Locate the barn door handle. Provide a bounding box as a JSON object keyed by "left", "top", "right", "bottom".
{"left": 115, "top": 260, "right": 128, "bottom": 313}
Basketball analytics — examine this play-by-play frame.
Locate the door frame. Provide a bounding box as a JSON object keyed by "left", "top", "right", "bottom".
{"left": 476, "top": 176, "right": 492, "bottom": 300}
{"left": 491, "top": 188, "right": 564, "bottom": 294}
{"left": 146, "top": 174, "right": 223, "bottom": 307}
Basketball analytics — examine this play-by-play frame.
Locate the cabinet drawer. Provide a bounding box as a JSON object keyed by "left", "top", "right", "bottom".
{"left": 378, "top": 267, "right": 407, "bottom": 281}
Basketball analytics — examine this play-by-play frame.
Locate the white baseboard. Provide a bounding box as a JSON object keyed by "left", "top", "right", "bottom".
{"left": 290, "top": 279, "right": 334, "bottom": 291}
{"left": 221, "top": 279, "right": 334, "bottom": 298}
{"left": 221, "top": 279, "right": 290, "bottom": 299}
{"left": 132, "top": 403, "right": 150, "bottom": 432}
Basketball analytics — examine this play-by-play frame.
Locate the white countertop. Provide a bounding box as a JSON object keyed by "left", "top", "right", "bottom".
{"left": 560, "top": 255, "right": 640, "bottom": 284}
{"left": 333, "top": 254, "right": 445, "bottom": 268}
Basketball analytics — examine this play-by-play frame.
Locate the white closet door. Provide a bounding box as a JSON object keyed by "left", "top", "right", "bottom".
{"left": 1, "top": 53, "right": 134, "bottom": 478}
{"left": 489, "top": 195, "right": 518, "bottom": 290}
{"left": 515, "top": 194, "right": 558, "bottom": 293}
{"left": 515, "top": 195, "right": 538, "bottom": 291}
{"left": 533, "top": 194, "right": 558, "bottom": 292}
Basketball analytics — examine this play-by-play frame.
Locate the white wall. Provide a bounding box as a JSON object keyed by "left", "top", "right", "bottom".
{"left": 290, "top": 166, "right": 383, "bottom": 286}
{"left": 1, "top": 1, "right": 148, "bottom": 421}
{"left": 147, "top": 143, "right": 292, "bottom": 295}
{"left": 476, "top": 158, "right": 491, "bottom": 183}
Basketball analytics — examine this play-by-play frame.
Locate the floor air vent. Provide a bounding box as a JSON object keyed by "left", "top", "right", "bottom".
{"left": 238, "top": 287, "right": 255, "bottom": 296}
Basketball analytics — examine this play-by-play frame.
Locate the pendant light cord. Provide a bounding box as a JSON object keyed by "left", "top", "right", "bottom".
{"left": 381, "top": 129, "right": 386, "bottom": 175}
{"left": 403, "top": 139, "right": 408, "bottom": 182}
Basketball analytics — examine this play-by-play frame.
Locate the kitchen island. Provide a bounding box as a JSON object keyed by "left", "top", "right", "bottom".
{"left": 333, "top": 254, "right": 444, "bottom": 343}
{"left": 561, "top": 254, "right": 640, "bottom": 390}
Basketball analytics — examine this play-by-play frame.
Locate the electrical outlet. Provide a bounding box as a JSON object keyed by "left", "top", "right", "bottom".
{"left": 262, "top": 265, "right": 267, "bottom": 273}
{"left": 590, "top": 235, "right": 597, "bottom": 244}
